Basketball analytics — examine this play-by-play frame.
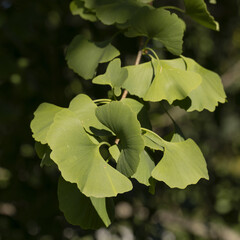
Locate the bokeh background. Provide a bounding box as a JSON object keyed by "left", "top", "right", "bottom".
{"left": 0, "top": 0, "right": 240, "bottom": 239}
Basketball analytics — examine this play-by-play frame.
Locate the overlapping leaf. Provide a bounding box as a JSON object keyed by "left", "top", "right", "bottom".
{"left": 92, "top": 58, "right": 127, "bottom": 96}
{"left": 181, "top": 56, "right": 226, "bottom": 112}
{"left": 35, "top": 142, "right": 54, "bottom": 167}
{"left": 96, "top": 101, "right": 144, "bottom": 177}
{"left": 125, "top": 7, "right": 185, "bottom": 55}
{"left": 47, "top": 109, "right": 132, "bottom": 197}
{"left": 31, "top": 103, "right": 63, "bottom": 144}
{"left": 58, "top": 177, "right": 114, "bottom": 229}
{"left": 142, "top": 130, "right": 209, "bottom": 189}
{"left": 132, "top": 150, "right": 155, "bottom": 186}
{"left": 66, "top": 35, "right": 120, "bottom": 79}
{"left": 82, "top": 0, "right": 148, "bottom": 25}
{"left": 123, "top": 57, "right": 202, "bottom": 104}
{"left": 184, "top": 0, "right": 219, "bottom": 31}
{"left": 70, "top": 0, "right": 97, "bottom": 22}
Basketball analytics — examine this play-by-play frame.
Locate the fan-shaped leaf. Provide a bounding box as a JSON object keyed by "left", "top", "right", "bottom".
{"left": 145, "top": 129, "right": 209, "bottom": 188}
{"left": 96, "top": 101, "right": 144, "bottom": 177}
{"left": 181, "top": 56, "right": 226, "bottom": 112}
{"left": 82, "top": 0, "right": 148, "bottom": 25}
{"left": 47, "top": 109, "right": 132, "bottom": 197}
{"left": 58, "top": 177, "right": 114, "bottom": 229}
{"left": 92, "top": 58, "right": 127, "bottom": 96}
{"left": 125, "top": 7, "right": 185, "bottom": 55}
{"left": 132, "top": 150, "right": 155, "bottom": 186}
{"left": 31, "top": 103, "right": 63, "bottom": 144}
{"left": 184, "top": 0, "right": 219, "bottom": 31}
{"left": 70, "top": 0, "right": 97, "bottom": 22}
{"left": 66, "top": 35, "right": 120, "bottom": 79}
{"left": 123, "top": 57, "right": 202, "bottom": 104}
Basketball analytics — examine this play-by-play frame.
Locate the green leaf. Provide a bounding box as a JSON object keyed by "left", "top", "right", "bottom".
{"left": 123, "top": 57, "right": 202, "bottom": 104}
{"left": 70, "top": 0, "right": 97, "bottom": 22}
{"left": 35, "top": 142, "right": 54, "bottom": 167}
{"left": 31, "top": 103, "right": 63, "bottom": 144}
{"left": 96, "top": 101, "right": 144, "bottom": 177}
{"left": 181, "top": 56, "right": 226, "bottom": 112}
{"left": 69, "top": 94, "right": 110, "bottom": 134}
{"left": 47, "top": 109, "right": 132, "bottom": 197}
{"left": 150, "top": 137, "right": 209, "bottom": 189}
{"left": 184, "top": 0, "right": 219, "bottom": 31}
{"left": 92, "top": 58, "right": 127, "bottom": 96}
{"left": 132, "top": 150, "right": 155, "bottom": 186}
{"left": 58, "top": 177, "right": 114, "bottom": 229}
{"left": 66, "top": 35, "right": 120, "bottom": 79}
{"left": 82, "top": 0, "right": 148, "bottom": 25}
{"left": 125, "top": 7, "right": 185, "bottom": 55}
{"left": 142, "top": 129, "right": 164, "bottom": 151}
{"left": 109, "top": 145, "right": 120, "bottom": 162}
{"left": 122, "top": 98, "right": 152, "bottom": 129}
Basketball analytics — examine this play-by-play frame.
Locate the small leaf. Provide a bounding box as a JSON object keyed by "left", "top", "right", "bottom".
{"left": 58, "top": 177, "right": 114, "bottom": 229}
{"left": 109, "top": 145, "right": 120, "bottom": 162}
{"left": 132, "top": 150, "right": 155, "bottom": 186}
{"left": 92, "top": 58, "right": 127, "bottom": 96}
{"left": 66, "top": 35, "right": 120, "bottom": 79}
{"left": 142, "top": 130, "right": 164, "bottom": 151}
{"left": 181, "top": 56, "right": 227, "bottom": 112}
{"left": 184, "top": 0, "right": 219, "bottom": 31}
{"left": 35, "top": 142, "right": 54, "bottom": 167}
{"left": 31, "top": 103, "right": 63, "bottom": 144}
{"left": 125, "top": 7, "right": 185, "bottom": 55}
{"left": 70, "top": 0, "right": 97, "bottom": 22}
{"left": 47, "top": 109, "right": 132, "bottom": 197}
{"left": 96, "top": 101, "right": 144, "bottom": 177}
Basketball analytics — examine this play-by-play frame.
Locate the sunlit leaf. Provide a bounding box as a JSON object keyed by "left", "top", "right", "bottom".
{"left": 66, "top": 35, "right": 120, "bottom": 79}
{"left": 47, "top": 109, "right": 132, "bottom": 197}
{"left": 92, "top": 58, "right": 127, "bottom": 96}
{"left": 132, "top": 150, "right": 155, "bottom": 186}
{"left": 125, "top": 7, "right": 185, "bottom": 55}
{"left": 69, "top": 94, "right": 110, "bottom": 134}
{"left": 109, "top": 145, "right": 120, "bottom": 162}
{"left": 181, "top": 56, "right": 226, "bottom": 112}
{"left": 96, "top": 101, "right": 144, "bottom": 177}
{"left": 31, "top": 103, "right": 63, "bottom": 144}
{"left": 70, "top": 0, "right": 97, "bottom": 22}
{"left": 123, "top": 57, "right": 202, "bottom": 104}
{"left": 184, "top": 0, "right": 219, "bottom": 31}
{"left": 142, "top": 130, "right": 164, "bottom": 151}
{"left": 58, "top": 177, "right": 114, "bottom": 229}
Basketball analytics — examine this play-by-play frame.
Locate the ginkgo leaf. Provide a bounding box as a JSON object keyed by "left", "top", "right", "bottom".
{"left": 181, "top": 56, "right": 226, "bottom": 112}
{"left": 142, "top": 130, "right": 164, "bottom": 151}
{"left": 122, "top": 98, "right": 152, "bottom": 129}
{"left": 96, "top": 101, "right": 144, "bottom": 177}
{"left": 82, "top": 0, "right": 148, "bottom": 25}
{"left": 31, "top": 103, "right": 63, "bottom": 144}
{"left": 145, "top": 129, "right": 209, "bottom": 188}
{"left": 132, "top": 150, "right": 155, "bottom": 186}
{"left": 58, "top": 177, "right": 114, "bottom": 229}
{"left": 35, "top": 142, "right": 54, "bottom": 167}
{"left": 69, "top": 94, "right": 110, "bottom": 134}
{"left": 184, "top": 0, "right": 219, "bottom": 31}
{"left": 70, "top": 0, "right": 97, "bottom": 22}
{"left": 92, "top": 58, "right": 127, "bottom": 96}
{"left": 125, "top": 7, "right": 185, "bottom": 55}
{"left": 47, "top": 109, "right": 132, "bottom": 197}
{"left": 123, "top": 57, "right": 202, "bottom": 104}
{"left": 66, "top": 35, "right": 120, "bottom": 79}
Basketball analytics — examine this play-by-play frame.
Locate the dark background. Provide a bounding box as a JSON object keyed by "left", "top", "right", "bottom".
{"left": 0, "top": 0, "right": 240, "bottom": 239}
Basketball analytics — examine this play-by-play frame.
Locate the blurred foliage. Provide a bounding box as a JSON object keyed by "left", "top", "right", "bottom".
{"left": 0, "top": 0, "right": 240, "bottom": 239}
